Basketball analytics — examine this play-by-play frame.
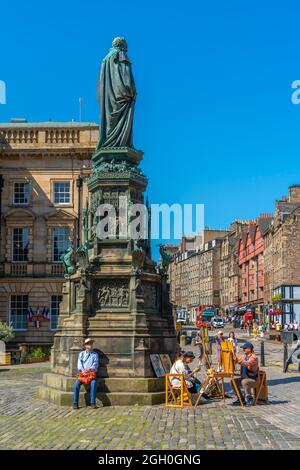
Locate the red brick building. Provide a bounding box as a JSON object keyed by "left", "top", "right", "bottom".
{"left": 237, "top": 214, "right": 272, "bottom": 313}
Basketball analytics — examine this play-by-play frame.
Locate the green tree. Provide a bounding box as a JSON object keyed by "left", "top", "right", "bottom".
{"left": 0, "top": 321, "right": 15, "bottom": 342}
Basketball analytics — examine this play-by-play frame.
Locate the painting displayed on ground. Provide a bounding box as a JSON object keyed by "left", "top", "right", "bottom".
{"left": 159, "top": 354, "right": 172, "bottom": 373}
{"left": 150, "top": 354, "right": 166, "bottom": 377}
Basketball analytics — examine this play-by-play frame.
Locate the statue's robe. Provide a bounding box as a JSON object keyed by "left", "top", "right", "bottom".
{"left": 97, "top": 47, "right": 136, "bottom": 149}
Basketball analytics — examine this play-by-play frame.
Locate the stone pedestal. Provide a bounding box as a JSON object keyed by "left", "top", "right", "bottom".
{"left": 36, "top": 146, "right": 179, "bottom": 406}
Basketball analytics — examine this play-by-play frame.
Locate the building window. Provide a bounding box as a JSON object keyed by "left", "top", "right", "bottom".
{"left": 13, "top": 182, "right": 30, "bottom": 205}
{"left": 12, "top": 228, "right": 29, "bottom": 262}
{"left": 10, "top": 295, "right": 28, "bottom": 330}
{"left": 292, "top": 287, "right": 300, "bottom": 299}
{"left": 53, "top": 227, "right": 70, "bottom": 262}
{"left": 53, "top": 182, "right": 70, "bottom": 204}
{"left": 50, "top": 295, "right": 62, "bottom": 330}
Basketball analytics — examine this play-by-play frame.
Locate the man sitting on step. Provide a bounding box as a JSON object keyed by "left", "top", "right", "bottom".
{"left": 73, "top": 338, "right": 99, "bottom": 409}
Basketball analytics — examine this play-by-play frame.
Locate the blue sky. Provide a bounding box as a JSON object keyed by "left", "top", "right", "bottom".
{"left": 1, "top": 1, "right": 300, "bottom": 254}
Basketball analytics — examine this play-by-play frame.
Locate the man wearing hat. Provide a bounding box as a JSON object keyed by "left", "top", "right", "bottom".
{"left": 232, "top": 342, "right": 259, "bottom": 406}
{"left": 73, "top": 338, "right": 99, "bottom": 409}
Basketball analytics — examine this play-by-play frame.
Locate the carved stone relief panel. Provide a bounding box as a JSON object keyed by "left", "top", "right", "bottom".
{"left": 94, "top": 279, "right": 129, "bottom": 309}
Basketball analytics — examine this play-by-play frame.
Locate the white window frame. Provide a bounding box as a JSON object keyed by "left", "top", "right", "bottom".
{"left": 53, "top": 181, "right": 71, "bottom": 205}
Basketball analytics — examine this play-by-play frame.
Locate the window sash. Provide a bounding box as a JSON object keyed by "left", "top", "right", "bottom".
{"left": 12, "top": 228, "right": 29, "bottom": 262}
{"left": 53, "top": 182, "right": 70, "bottom": 204}
{"left": 52, "top": 227, "right": 70, "bottom": 262}
{"left": 50, "top": 295, "right": 62, "bottom": 330}
{"left": 13, "top": 182, "right": 30, "bottom": 205}
{"left": 10, "top": 295, "right": 28, "bottom": 330}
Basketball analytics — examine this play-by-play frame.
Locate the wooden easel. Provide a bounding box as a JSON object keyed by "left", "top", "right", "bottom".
{"left": 200, "top": 326, "right": 212, "bottom": 369}
{"left": 196, "top": 340, "right": 240, "bottom": 406}
{"left": 194, "top": 367, "right": 222, "bottom": 406}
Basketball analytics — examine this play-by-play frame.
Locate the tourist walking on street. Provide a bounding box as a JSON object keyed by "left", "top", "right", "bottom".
{"left": 247, "top": 320, "right": 253, "bottom": 337}
{"left": 228, "top": 331, "right": 238, "bottom": 353}
{"left": 73, "top": 338, "right": 99, "bottom": 409}
{"left": 215, "top": 331, "right": 224, "bottom": 371}
{"left": 195, "top": 330, "right": 204, "bottom": 365}
{"left": 231, "top": 342, "right": 259, "bottom": 406}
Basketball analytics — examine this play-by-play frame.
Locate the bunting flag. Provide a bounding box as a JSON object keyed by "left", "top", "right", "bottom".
{"left": 27, "top": 307, "right": 34, "bottom": 321}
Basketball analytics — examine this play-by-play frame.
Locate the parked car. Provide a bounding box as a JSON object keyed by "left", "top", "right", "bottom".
{"left": 211, "top": 317, "right": 224, "bottom": 328}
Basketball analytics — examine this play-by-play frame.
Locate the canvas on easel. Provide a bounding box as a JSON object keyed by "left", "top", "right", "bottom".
{"left": 220, "top": 340, "right": 236, "bottom": 374}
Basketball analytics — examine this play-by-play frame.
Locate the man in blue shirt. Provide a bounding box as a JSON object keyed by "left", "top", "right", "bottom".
{"left": 73, "top": 338, "right": 99, "bottom": 409}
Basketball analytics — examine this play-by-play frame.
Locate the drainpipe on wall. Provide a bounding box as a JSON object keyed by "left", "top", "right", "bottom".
{"left": 76, "top": 175, "right": 83, "bottom": 249}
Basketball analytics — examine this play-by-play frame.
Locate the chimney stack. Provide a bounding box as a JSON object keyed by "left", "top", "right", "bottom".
{"left": 288, "top": 185, "right": 300, "bottom": 203}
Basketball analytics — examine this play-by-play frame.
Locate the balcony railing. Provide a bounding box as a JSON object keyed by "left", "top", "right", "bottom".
{"left": 51, "top": 264, "right": 65, "bottom": 277}
{"left": 10, "top": 264, "right": 28, "bottom": 276}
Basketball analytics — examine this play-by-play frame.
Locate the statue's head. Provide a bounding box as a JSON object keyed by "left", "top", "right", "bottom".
{"left": 112, "top": 37, "right": 128, "bottom": 51}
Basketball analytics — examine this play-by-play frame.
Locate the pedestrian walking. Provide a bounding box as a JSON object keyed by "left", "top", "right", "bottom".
{"left": 228, "top": 331, "right": 239, "bottom": 353}
{"left": 215, "top": 331, "right": 224, "bottom": 371}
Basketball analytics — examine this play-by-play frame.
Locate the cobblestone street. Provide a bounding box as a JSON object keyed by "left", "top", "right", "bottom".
{"left": 1, "top": 334, "right": 300, "bottom": 450}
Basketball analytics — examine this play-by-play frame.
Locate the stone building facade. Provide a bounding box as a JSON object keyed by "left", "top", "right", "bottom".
{"left": 263, "top": 185, "right": 300, "bottom": 323}
{"left": 219, "top": 221, "right": 246, "bottom": 314}
{"left": 168, "top": 229, "right": 229, "bottom": 321}
{"left": 237, "top": 215, "right": 272, "bottom": 313}
{"left": 0, "top": 121, "right": 98, "bottom": 358}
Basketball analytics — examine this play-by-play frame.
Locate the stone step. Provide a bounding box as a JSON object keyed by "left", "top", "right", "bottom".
{"left": 36, "top": 385, "right": 165, "bottom": 407}
{"left": 42, "top": 372, "right": 165, "bottom": 393}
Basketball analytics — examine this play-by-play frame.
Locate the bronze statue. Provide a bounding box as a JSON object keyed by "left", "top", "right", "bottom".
{"left": 97, "top": 37, "right": 136, "bottom": 149}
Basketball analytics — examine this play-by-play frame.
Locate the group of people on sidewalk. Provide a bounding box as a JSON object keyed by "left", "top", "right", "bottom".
{"left": 170, "top": 330, "right": 259, "bottom": 407}
{"left": 73, "top": 332, "right": 260, "bottom": 408}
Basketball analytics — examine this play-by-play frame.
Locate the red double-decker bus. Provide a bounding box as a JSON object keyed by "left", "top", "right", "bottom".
{"left": 196, "top": 305, "right": 216, "bottom": 328}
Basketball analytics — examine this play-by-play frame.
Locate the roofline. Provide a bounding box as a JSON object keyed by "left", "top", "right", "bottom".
{"left": 0, "top": 121, "right": 99, "bottom": 128}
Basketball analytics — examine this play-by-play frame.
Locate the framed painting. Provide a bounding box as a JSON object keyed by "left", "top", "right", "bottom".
{"left": 150, "top": 354, "right": 166, "bottom": 377}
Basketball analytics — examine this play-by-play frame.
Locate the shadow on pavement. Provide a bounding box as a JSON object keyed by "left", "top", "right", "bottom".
{"left": 268, "top": 376, "right": 300, "bottom": 386}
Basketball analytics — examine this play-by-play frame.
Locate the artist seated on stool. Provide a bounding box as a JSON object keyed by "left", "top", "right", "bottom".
{"left": 73, "top": 338, "right": 99, "bottom": 409}
{"left": 232, "top": 342, "right": 259, "bottom": 406}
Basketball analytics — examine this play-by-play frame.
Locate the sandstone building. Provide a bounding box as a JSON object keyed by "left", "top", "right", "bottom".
{"left": 237, "top": 214, "right": 272, "bottom": 314}
{"left": 168, "top": 229, "right": 229, "bottom": 321}
{"left": 0, "top": 121, "right": 98, "bottom": 359}
{"left": 263, "top": 185, "right": 300, "bottom": 324}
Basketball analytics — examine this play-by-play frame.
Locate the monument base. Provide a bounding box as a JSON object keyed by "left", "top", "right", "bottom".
{"left": 36, "top": 373, "right": 165, "bottom": 406}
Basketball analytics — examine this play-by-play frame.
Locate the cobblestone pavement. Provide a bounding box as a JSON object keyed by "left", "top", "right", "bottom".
{"left": 0, "top": 334, "right": 300, "bottom": 450}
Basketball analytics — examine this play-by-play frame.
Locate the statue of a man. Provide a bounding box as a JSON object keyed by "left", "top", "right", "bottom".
{"left": 97, "top": 37, "right": 136, "bottom": 149}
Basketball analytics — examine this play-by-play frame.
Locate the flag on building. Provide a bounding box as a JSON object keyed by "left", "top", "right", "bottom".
{"left": 42, "top": 306, "right": 50, "bottom": 321}
{"left": 35, "top": 305, "right": 41, "bottom": 329}
{"left": 27, "top": 307, "right": 34, "bottom": 321}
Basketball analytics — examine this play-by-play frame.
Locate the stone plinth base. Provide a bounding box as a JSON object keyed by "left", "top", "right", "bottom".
{"left": 36, "top": 373, "right": 165, "bottom": 407}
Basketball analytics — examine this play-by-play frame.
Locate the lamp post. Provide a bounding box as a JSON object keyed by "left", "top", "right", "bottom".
{"left": 76, "top": 175, "right": 83, "bottom": 249}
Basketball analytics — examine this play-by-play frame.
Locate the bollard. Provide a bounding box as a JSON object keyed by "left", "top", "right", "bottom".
{"left": 260, "top": 340, "right": 265, "bottom": 367}
{"left": 283, "top": 343, "right": 288, "bottom": 373}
